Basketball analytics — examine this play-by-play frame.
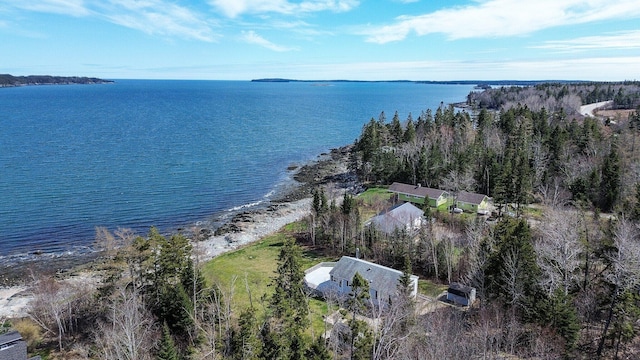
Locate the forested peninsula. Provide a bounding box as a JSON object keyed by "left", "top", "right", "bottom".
{"left": 0, "top": 74, "right": 113, "bottom": 87}
{"left": 3, "top": 81, "right": 640, "bottom": 359}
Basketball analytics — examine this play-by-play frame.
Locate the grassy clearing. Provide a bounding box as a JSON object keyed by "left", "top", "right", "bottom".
{"left": 357, "top": 187, "right": 393, "bottom": 220}
{"left": 357, "top": 187, "right": 391, "bottom": 204}
{"left": 201, "top": 223, "right": 336, "bottom": 336}
{"left": 418, "top": 279, "right": 448, "bottom": 298}
{"left": 523, "top": 205, "right": 544, "bottom": 219}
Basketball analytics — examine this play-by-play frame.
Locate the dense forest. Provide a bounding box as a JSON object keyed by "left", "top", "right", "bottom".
{"left": 467, "top": 82, "right": 640, "bottom": 115}
{"left": 3, "top": 82, "right": 640, "bottom": 359}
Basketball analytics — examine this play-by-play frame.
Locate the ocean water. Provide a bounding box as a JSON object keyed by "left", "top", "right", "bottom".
{"left": 0, "top": 80, "right": 474, "bottom": 261}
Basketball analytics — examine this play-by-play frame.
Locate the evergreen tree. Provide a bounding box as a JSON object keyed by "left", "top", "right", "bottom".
{"left": 347, "top": 272, "right": 373, "bottom": 359}
{"left": 398, "top": 254, "right": 413, "bottom": 293}
{"left": 232, "top": 307, "right": 260, "bottom": 360}
{"left": 157, "top": 323, "right": 179, "bottom": 360}
{"left": 600, "top": 146, "right": 621, "bottom": 212}
{"left": 485, "top": 218, "right": 542, "bottom": 317}
{"left": 270, "top": 239, "right": 309, "bottom": 324}
{"left": 320, "top": 188, "right": 329, "bottom": 214}
{"left": 312, "top": 188, "right": 322, "bottom": 215}
{"left": 610, "top": 290, "right": 640, "bottom": 357}
{"left": 389, "top": 111, "right": 403, "bottom": 144}
{"left": 476, "top": 108, "right": 491, "bottom": 136}
{"left": 349, "top": 319, "right": 373, "bottom": 360}
{"left": 341, "top": 192, "right": 354, "bottom": 216}
{"left": 156, "top": 283, "right": 195, "bottom": 345}
{"left": 349, "top": 272, "right": 370, "bottom": 316}
{"left": 403, "top": 113, "right": 416, "bottom": 143}
{"left": 416, "top": 146, "right": 429, "bottom": 186}
{"left": 305, "top": 336, "right": 331, "bottom": 360}
{"left": 268, "top": 238, "right": 310, "bottom": 358}
{"left": 540, "top": 289, "right": 580, "bottom": 350}
{"left": 180, "top": 258, "right": 205, "bottom": 312}
{"left": 258, "top": 321, "right": 282, "bottom": 360}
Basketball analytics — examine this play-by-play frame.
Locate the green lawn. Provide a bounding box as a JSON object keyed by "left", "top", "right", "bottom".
{"left": 357, "top": 187, "right": 392, "bottom": 204}
{"left": 357, "top": 187, "right": 393, "bottom": 220}
{"left": 418, "top": 279, "right": 448, "bottom": 298}
{"left": 200, "top": 225, "right": 336, "bottom": 336}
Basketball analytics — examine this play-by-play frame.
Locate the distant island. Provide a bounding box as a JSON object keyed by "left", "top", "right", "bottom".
{"left": 0, "top": 74, "right": 114, "bottom": 87}
{"left": 251, "top": 78, "right": 590, "bottom": 86}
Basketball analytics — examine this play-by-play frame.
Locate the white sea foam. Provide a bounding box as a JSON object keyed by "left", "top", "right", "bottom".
{"left": 227, "top": 200, "right": 264, "bottom": 212}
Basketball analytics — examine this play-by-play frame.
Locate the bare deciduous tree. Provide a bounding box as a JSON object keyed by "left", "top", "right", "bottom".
{"left": 28, "top": 276, "right": 91, "bottom": 351}
{"left": 500, "top": 248, "right": 524, "bottom": 308}
{"left": 464, "top": 221, "right": 492, "bottom": 306}
{"left": 535, "top": 207, "right": 584, "bottom": 295}
{"left": 370, "top": 293, "right": 415, "bottom": 360}
{"left": 94, "top": 285, "right": 156, "bottom": 360}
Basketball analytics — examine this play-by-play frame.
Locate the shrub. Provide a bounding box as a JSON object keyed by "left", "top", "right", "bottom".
{"left": 12, "top": 318, "right": 42, "bottom": 350}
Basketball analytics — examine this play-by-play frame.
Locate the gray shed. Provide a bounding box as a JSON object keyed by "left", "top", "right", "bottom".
{"left": 446, "top": 282, "right": 476, "bottom": 306}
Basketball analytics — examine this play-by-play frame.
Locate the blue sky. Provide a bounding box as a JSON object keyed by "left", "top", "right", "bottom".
{"left": 1, "top": 0, "right": 639, "bottom": 80}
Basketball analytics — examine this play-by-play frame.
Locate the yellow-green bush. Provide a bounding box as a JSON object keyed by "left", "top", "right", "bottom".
{"left": 12, "top": 318, "right": 42, "bottom": 350}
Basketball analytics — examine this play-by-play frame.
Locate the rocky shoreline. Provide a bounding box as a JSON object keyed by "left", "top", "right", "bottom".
{"left": 196, "top": 145, "right": 359, "bottom": 261}
{"left": 0, "top": 145, "right": 358, "bottom": 306}
{"left": 212, "top": 145, "right": 357, "bottom": 237}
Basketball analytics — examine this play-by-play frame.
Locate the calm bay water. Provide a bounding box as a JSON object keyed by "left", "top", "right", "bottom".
{"left": 0, "top": 80, "right": 474, "bottom": 261}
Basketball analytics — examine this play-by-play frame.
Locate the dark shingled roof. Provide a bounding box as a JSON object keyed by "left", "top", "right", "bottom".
{"left": 456, "top": 191, "right": 488, "bottom": 205}
{"left": 329, "top": 256, "right": 417, "bottom": 296}
{"left": 448, "top": 282, "right": 475, "bottom": 296}
{"left": 388, "top": 182, "right": 448, "bottom": 200}
{"left": 0, "top": 331, "right": 22, "bottom": 347}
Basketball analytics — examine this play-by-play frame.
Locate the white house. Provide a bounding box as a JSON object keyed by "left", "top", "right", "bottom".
{"left": 304, "top": 256, "right": 419, "bottom": 305}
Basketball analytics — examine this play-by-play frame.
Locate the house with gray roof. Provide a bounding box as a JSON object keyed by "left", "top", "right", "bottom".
{"left": 369, "top": 202, "right": 424, "bottom": 235}
{"left": 0, "top": 331, "right": 39, "bottom": 360}
{"left": 388, "top": 182, "right": 449, "bottom": 208}
{"left": 304, "top": 256, "right": 418, "bottom": 305}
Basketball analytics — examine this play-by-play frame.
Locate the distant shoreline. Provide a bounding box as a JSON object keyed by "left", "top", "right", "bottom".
{"left": 251, "top": 78, "right": 592, "bottom": 86}
{"left": 0, "top": 74, "right": 113, "bottom": 88}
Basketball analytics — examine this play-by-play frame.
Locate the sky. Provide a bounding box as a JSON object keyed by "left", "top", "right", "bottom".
{"left": 1, "top": 0, "right": 639, "bottom": 81}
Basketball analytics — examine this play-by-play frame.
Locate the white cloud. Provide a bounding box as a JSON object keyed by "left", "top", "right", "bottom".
{"left": 362, "top": 0, "right": 640, "bottom": 43}
{"left": 3, "top": 0, "right": 218, "bottom": 42}
{"left": 533, "top": 30, "right": 640, "bottom": 52}
{"left": 210, "top": 0, "right": 359, "bottom": 18}
{"left": 6, "top": 0, "right": 91, "bottom": 17}
{"left": 102, "top": 0, "right": 218, "bottom": 42}
{"left": 241, "top": 30, "right": 295, "bottom": 51}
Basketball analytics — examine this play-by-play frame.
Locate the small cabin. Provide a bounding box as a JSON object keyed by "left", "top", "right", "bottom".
{"left": 447, "top": 282, "right": 476, "bottom": 306}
